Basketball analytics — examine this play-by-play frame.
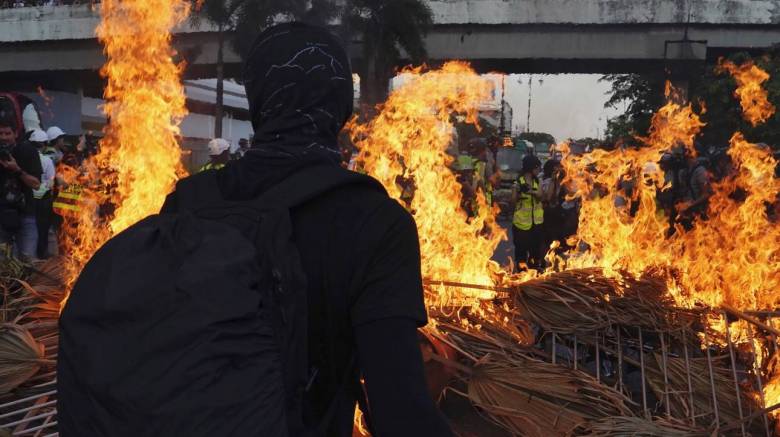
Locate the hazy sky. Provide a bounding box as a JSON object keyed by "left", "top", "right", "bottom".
{"left": 503, "top": 74, "right": 624, "bottom": 143}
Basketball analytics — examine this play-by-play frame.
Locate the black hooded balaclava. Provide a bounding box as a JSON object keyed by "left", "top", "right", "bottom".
{"left": 213, "top": 23, "right": 354, "bottom": 200}
{"left": 243, "top": 22, "right": 353, "bottom": 162}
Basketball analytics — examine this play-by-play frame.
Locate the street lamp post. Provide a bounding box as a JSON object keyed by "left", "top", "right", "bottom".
{"left": 499, "top": 75, "right": 506, "bottom": 134}
{"left": 526, "top": 74, "right": 533, "bottom": 132}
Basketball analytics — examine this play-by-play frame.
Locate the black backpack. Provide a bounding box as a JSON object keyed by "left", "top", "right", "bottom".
{"left": 58, "top": 165, "right": 385, "bottom": 437}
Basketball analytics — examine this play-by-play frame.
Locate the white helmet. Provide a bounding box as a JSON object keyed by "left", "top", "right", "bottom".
{"left": 29, "top": 128, "right": 48, "bottom": 143}
{"left": 208, "top": 138, "right": 230, "bottom": 156}
{"left": 46, "top": 126, "right": 65, "bottom": 142}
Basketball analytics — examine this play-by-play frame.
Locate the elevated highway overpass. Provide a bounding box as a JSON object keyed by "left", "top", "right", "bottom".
{"left": 0, "top": 0, "right": 778, "bottom": 87}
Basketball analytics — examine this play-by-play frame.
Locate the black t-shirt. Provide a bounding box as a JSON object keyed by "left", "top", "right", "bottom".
{"left": 291, "top": 182, "right": 428, "bottom": 434}
{"left": 0, "top": 141, "right": 43, "bottom": 214}
{"left": 163, "top": 159, "right": 428, "bottom": 435}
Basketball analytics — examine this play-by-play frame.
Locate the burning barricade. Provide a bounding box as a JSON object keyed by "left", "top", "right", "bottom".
{"left": 0, "top": 13, "right": 779, "bottom": 436}
{"left": 347, "top": 60, "right": 780, "bottom": 435}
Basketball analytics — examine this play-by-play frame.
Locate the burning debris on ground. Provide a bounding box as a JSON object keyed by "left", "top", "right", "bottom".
{"left": 345, "top": 60, "right": 780, "bottom": 435}
{"left": 1, "top": 1, "right": 779, "bottom": 436}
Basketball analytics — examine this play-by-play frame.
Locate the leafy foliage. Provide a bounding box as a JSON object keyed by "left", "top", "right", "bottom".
{"left": 694, "top": 50, "right": 780, "bottom": 148}
{"left": 345, "top": 0, "right": 433, "bottom": 104}
{"left": 602, "top": 49, "right": 780, "bottom": 150}
{"left": 600, "top": 73, "right": 665, "bottom": 146}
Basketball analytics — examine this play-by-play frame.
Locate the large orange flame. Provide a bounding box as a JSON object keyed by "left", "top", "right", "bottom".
{"left": 717, "top": 59, "right": 776, "bottom": 126}
{"left": 561, "top": 75, "right": 778, "bottom": 312}
{"left": 349, "top": 62, "right": 506, "bottom": 306}
{"left": 558, "top": 67, "right": 779, "bottom": 413}
{"left": 60, "top": 0, "right": 189, "bottom": 297}
{"left": 560, "top": 97, "right": 705, "bottom": 281}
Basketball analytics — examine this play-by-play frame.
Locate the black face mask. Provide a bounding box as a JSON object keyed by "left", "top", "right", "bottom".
{"left": 243, "top": 22, "right": 353, "bottom": 164}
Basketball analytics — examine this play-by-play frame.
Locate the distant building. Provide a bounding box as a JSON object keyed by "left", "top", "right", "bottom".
{"left": 16, "top": 79, "right": 253, "bottom": 172}
{"left": 478, "top": 74, "right": 513, "bottom": 132}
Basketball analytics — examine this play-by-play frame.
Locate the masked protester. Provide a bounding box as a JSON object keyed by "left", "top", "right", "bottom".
{"left": 207, "top": 23, "right": 453, "bottom": 437}
{"left": 58, "top": 22, "right": 453, "bottom": 437}
{"left": 662, "top": 145, "right": 713, "bottom": 234}
{"left": 0, "top": 120, "right": 42, "bottom": 260}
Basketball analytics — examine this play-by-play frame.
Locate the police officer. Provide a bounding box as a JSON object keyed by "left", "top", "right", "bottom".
{"left": 512, "top": 155, "right": 544, "bottom": 269}
{"left": 45, "top": 126, "right": 66, "bottom": 165}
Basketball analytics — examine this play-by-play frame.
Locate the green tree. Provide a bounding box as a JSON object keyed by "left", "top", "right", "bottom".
{"left": 345, "top": 0, "right": 433, "bottom": 106}
{"left": 191, "top": 0, "right": 335, "bottom": 137}
{"left": 602, "top": 49, "right": 780, "bottom": 150}
{"left": 693, "top": 50, "right": 780, "bottom": 149}
{"left": 600, "top": 73, "right": 666, "bottom": 145}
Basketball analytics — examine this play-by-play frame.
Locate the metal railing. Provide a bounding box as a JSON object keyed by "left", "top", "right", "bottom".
{"left": 538, "top": 312, "right": 779, "bottom": 436}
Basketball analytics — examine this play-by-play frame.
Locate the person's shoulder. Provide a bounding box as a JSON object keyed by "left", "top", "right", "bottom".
{"left": 315, "top": 176, "right": 413, "bottom": 229}
{"left": 323, "top": 176, "right": 402, "bottom": 215}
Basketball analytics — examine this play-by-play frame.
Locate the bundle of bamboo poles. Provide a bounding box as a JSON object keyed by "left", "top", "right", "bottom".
{"left": 513, "top": 268, "right": 699, "bottom": 336}
{"left": 0, "top": 256, "right": 773, "bottom": 436}
{"left": 430, "top": 321, "right": 639, "bottom": 436}
{"left": 426, "top": 268, "right": 772, "bottom": 436}
{"left": 0, "top": 258, "right": 63, "bottom": 397}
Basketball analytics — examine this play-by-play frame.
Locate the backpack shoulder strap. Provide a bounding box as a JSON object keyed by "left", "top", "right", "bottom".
{"left": 255, "top": 165, "right": 386, "bottom": 210}
{"left": 174, "top": 170, "right": 224, "bottom": 212}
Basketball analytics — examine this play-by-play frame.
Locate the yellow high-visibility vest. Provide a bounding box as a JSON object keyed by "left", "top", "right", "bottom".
{"left": 53, "top": 184, "right": 83, "bottom": 217}
{"left": 198, "top": 162, "right": 225, "bottom": 173}
{"left": 455, "top": 154, "right": 476, "bottom": 171}
{"left": 513, "top": 178, "right": 543, "bottom": 230}
{"left": 474, "top": 160, "right": 493, "bottom": 205}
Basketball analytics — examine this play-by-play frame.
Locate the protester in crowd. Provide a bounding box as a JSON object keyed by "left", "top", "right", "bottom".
{"left": 674, "top": 148, "right": 711, "bottom": 228}
{"left": 0, "top": 120, "right": 42, "bottom": 260}
{"left": 157, "top": 23, "right": 453, "bottom": 436}
{"left": 682, "top": 155, "right": 712, "bottom": 219}
{"left": 512, "top": 155, "right": 545, "bottom": 269}
{"left": 659, "top": 146, "right": 713, "bottom": 235}
{"left": 29, "top": 129, "right": 55, "bottom": 259}
{"left": 541, "top": 159, "right": 564, "bottom": 251}
{"left": 238, "top": 137, "right": 250, "bottom": 157}
{"left": 198, "top": 138, "right": 230, "bottom": 172}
